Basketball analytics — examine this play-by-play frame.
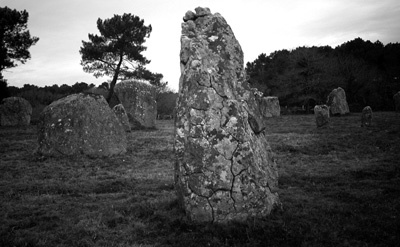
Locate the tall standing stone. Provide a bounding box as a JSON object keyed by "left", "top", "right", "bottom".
{"left": 175, "top": 7, "right": 280, "bottom": 222}
{"left": 314, "top": 105, "right": 330, "bottom": 127}
{"left": 327, "top": 87, "right": 350, "bottom": 115}
{"left": 0, "top": 97, "right": 32, "bottom": 126}
{"left": 36, "top": 93, "right": 127, "bottom": 157}
{"left": 394, "top": 91, "right": 400, "bottom": 112}
{"left": 114, "top": 80, "right": 157, "bottom": 129}
{"left": 361, "top": 106, "right": 372, "bottom": 127}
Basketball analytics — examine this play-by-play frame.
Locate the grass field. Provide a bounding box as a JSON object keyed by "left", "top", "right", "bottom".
{"left": 1, "top": 112, "right": 399, "bottom": 246}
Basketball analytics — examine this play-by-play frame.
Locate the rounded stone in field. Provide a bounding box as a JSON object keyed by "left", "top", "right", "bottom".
{"left": 36, "top": 93, "right": 127, "bottom": 157}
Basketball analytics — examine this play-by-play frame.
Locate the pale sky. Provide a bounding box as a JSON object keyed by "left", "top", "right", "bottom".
{"left": 2, "top": 0, "right": 400, "bottom": 92}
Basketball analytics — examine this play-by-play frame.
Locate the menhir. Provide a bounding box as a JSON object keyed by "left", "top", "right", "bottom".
{"left": 174, "top": 7, "right": 280, "bottom": 222}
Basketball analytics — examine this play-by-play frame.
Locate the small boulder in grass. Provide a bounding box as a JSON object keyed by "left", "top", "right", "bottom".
{"left": 0, "top": 97, "right": 32, "bottom": 126}
{"left": 36, "top": 93, "right": 127, "bottom": 157}
{"left": 314, "top": 105, "right": 330, "bottom": 127}
{"left": 361, "top": 106, "right": 372, "bottom": 127}
{"left": 113, "top": 104, "right": 131, "bottom": 132}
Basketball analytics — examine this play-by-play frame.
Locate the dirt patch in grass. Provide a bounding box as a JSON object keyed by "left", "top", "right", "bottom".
{"left": 1, "top": 113, "right": 399, "bottom": 246}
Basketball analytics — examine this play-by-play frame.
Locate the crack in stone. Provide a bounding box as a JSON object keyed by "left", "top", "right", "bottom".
{"left": 206, "top": 197, "right": 215, "bottom": 222}
{"left": 213, "top": 134, "right": 238, "bottom": 160}
{"left": 233, "top": 167, "right": 248, "bottom": 177}
{"left": 194, "top": 77, "right": 212, "bottom": 89}
{"left": 229, "top": 175, "right": 237, "bottom": 210}
{"left": 187, "top": 178, "right": 212, "bottom": 199}
{"left": 187, "top": 181, "right": 216, "bottom": 222}
{"left": 228, "top": 144, "right": 240, "bottom": 210}
{"left": 230, "top": 166, "right": 250, "bottom": 208}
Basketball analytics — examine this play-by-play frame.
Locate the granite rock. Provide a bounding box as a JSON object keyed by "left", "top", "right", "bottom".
{"left": 36, "top": 93, "right": 127, "bottom": 157}
{"left": 175, "top": 7, "right": 280, "bottom": 223}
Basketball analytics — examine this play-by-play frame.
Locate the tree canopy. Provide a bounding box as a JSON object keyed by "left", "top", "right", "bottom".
{"left": 0, "top": 6, "right": 39, "bottom": 79}
{"left": 80, "top": 13, "right": 166, "bottom": 103}
{"left": 246, "top": 38, "right": 400, "bottom": 112}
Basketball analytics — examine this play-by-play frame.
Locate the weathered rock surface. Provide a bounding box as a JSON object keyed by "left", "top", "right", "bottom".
{"left": 361, "top": 106, "right": 372, "bottom": 127}
{"left": 113, "top": 104, "right": 131, "bottom": 132}
{"left": 36, "top": 93, "right": 127, "bottom": 157}
{"left": 114, "top": 80, "right": 157, "bottom": 129}
{"left": 0, "top": 97, "right": 32, "bottom": 126}
{"left": 174, "top": 7, "right": 280, "bottom": 222}
{"left": 258, "top": 96, "right": 280, "bottom": 118}
{"left": 327, "top": 87, "right": 350, "bottom": 115}
{"left": 314, "top": 105, "right": 330, "bottom": 127}
{"left": 394, "top": 91, "right": 400, "bottom": 112}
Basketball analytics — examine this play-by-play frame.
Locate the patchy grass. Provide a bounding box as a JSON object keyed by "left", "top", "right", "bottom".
{"left": 1, "top": 114, "right": 399, "bottom": 246}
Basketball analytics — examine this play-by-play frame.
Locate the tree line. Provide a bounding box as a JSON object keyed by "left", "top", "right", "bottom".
{"left": 246, "top": 38, "right": 400, "bottom": 112}
{"left": 1, "top": 81, "right": 178, "bottom": 118}
{"left": 3, "top": 82, "right": 95, "bottom": 107}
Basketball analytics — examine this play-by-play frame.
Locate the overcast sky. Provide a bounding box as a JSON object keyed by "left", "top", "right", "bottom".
{"left": 2, "top": 0, "right": 400, "bottom": 92}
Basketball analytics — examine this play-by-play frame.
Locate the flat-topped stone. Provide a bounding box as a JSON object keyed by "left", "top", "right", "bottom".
{"left": 36, "top": 93, "right": 127, "bottom": 157}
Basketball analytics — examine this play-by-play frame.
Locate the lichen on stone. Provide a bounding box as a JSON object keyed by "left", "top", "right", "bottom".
{"left": 175, "top": 7, "right": 280, "bottom": 223}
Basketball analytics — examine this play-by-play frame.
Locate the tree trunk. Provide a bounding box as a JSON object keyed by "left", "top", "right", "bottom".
{"left": 106, "top": 54, "right": 124, "bottom": 103}
{"left": 106, "top": 72, "right": 119, "bottom": 103}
